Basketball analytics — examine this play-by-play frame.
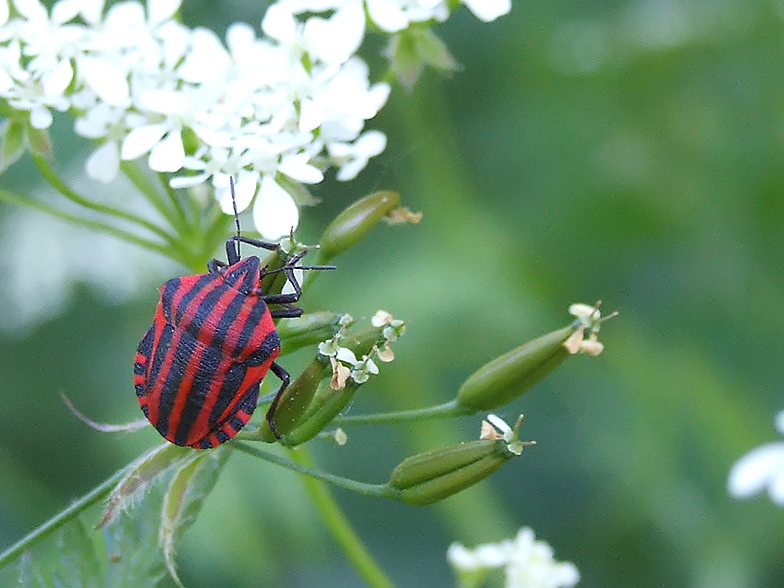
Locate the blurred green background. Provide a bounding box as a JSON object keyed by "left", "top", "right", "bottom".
{"left": 2, "top": 0, "right": 784, "bottom": 586}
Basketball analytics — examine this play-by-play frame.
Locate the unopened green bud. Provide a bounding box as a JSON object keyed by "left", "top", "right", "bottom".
{"left": 260, "top": 358, "right": 330, "bottom": 442}
{"left": 277, "top": 311, "right": 341, "bottom": 355}
{"left": 319, "top": 191, "right": 401, "bottom": 261}
{"left": 456, "top": 326, "right": 575, "bottom": 412}
{"left": 390, "top": 440, "right": 514, "bottom": 506}
{"left": 283, "top": 381, "right": 360, "bottom": 446}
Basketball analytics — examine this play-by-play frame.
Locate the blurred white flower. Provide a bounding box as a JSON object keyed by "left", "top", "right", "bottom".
{"left": 728, "top": 411, "right": 784, "bottom": 506}
{"left": 448, "top": 528, "right": 579, "bottom": 588}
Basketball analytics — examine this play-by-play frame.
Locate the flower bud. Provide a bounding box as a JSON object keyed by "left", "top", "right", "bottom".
{"left": 319, "top": 191, "right": 401, "bottom": 262}
{"left": 390, "top": 440, "right": 515, "bottom": 506}
{"left": 259, "top": 358, "right": 330, "bottom": 442}
{"left": 277, "top": 311, "right": 340, "bottom": 355}
{"left": 456, "top": 326, "right": 575, "bottom": 412}
{"left": 282, "top": 381, "right": 361, "bottom": 446}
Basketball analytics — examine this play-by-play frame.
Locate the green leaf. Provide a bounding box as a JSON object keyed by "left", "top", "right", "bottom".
{"left": 0, "top": 118, "right": 26, "bottom": 173}
{"left": 98, "top": 443, "right": 193, "bottom": 528}
{"left": 160, "top": 447, "right": 231, "bottom": 587}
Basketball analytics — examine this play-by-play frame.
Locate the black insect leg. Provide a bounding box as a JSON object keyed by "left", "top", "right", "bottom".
{"left": 225, "top": 235, "right": 280, "bottom": 264}
{"left": 270, "top": 304, "right": 303, "bottom": 319}
{"left": 265, "top": 362, "right": 291, "bottom": 439}
{"left": 261, "top": 250, "right": 308, "bottom": 305}
{"left": 207, "top": 258, "right": 227, "bottom": 274}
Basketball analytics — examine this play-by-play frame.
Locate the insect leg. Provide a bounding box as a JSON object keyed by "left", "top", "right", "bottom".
{"left": 265, "top": 362, "right": 291, "bottom": 439}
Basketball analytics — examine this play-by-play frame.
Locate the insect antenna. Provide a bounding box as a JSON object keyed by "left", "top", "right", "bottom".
{"left": 229, "top": 176, "right": 242, "bottom": 260}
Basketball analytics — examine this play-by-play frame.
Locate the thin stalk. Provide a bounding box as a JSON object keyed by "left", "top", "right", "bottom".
{"left": 333, "top": 399, "right": 469, "bottom": 426}
{"left": 291, "top": 448, "right": 397, "bottom": 588}
{"left": 0, "top": 466, "right": 127, "bottom": 569}
{"left": 157, "top": 171, "right": 190, "bottom": 232}
{"left": 31, "top": 155, "right": 179, "bottom": 248}
{"left": 119, "top": 160, "right": 184, "bottom": 233}
{"left": 0, "top": 187, "right": 185, "bottom": 263}
{"left": 234, "top": 442, "right": 393, "bottom": 498}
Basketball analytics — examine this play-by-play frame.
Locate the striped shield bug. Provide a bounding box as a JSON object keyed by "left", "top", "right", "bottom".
{"left": 134, "top": 179, "right": 334, "bottom": 449}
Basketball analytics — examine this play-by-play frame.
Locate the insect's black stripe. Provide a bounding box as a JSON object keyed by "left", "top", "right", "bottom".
{"left": 211, "top": 284, "right": 252, "bottom": 346}
{"left": 232, "top": 299, "right": 272, "bottom": 358}
{"left": 170, "top": 290, "right": 253, "bottom": 445}
{"left": 171, "top": 345, "right": 228, "bottom": 446}
{"left": 135, "top": 383, "right": 145, "bottom": 398}
{"left": 202, "top": 329, "right": 277, "bottom": 432}
{"left": 138, "top": 326, "right": 155, "bottom": 356}
{"left": 147, "top": 324, "right": 174, "bottom": 414}
{"left": 155, "top": 329, "right": 199, "bottom": 438}
{"left": 173, "top": 274, "right": 215, "bottom": 325}
{"left": 160, "top": 277, "right": 181, "bottom": 323}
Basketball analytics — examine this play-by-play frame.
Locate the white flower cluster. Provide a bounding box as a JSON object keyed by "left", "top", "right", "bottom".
{"left": 0, "top": 0, "right": 511, "bottom": 238}
{"left": 728, "top": 410, "right": 784, "bottom": 507}
{"left": 448, "top": 528, "right": 580, "bottom": 588}
{"left": 318, "top": 310, "right": 404, "bottom": 389}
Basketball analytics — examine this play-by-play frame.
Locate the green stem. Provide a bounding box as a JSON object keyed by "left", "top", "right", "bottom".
{"left": 0, "top": 187, "right": 185, "bottom": 263}
{"left": 290, "top": 448, "right": 397, "bottom": 588}
{"left": 32, "top": 155, "right": 179, "bottom": 248}
{"left": 157, "top": 171, "right": 190, "bottom": 231}
{"left": 0, "top": 466, "right": 127, "bottom": 569}
{"left": 234, "top": 442, "right": 393, "bottom": 498}
{"left": 119, "top": 161, "right": 184, "bottom": 234}
{"left": 333, "top": 400, "right": 469, "bottom": 426}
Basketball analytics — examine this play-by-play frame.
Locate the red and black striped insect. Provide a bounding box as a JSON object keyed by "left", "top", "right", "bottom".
{"left": 134, "top": 180, "right": 333, "bottom": 449}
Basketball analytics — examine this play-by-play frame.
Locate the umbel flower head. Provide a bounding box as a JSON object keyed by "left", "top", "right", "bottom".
{"left": 0, "top": 0, "right": 511, "bottom": 239}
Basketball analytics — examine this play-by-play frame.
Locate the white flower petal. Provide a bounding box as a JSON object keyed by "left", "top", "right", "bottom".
{"left": 148, "top": 0, "right": 180, "bottom": 26}
{"left": 486, "top": 414, "right": 513, "bottom": 440}
{"left": 139, "top": 89, "right": 189, "bottom": 115}
{"left": 148, "top": 130, "right": 185, "bottom": 172}
{"left": 299, "top": 98, "right": 324, "bottom": 132}
{"left": 304, "top": 2, "right": 365, "bottom": 65}
{"left": 13, "top": 0, "right": 47, "bottom": 20}
{"left": 169, "top": 173, "right": 209, "bottom": 189}
{"left": 462, "top": 0, "right": 511, "bottom": 22}
{"left": 262, "top": 3, "right": 297, "bottom": 43}
{"left": 728, "top": 443, "right": 784, "bottom": 498}
{"left": 51, "top": 0, "right": 81, "bottom": 24}
{"left": 0, "top": 0, "right": 9, "bottom": 26}
{"left": 336, "top": 346, "right": 358, "bottom": 365}
{"left": 85, "top": 141, "right": 120, "bottom": 183}
{"left": 43, "top": 59, "right": 73, "bottom": 97}
{"left": 121, "top": 124, "right": 167, "bottom": 160}
{"left": 252, "top": 176, "right": 299, "bottom": 239}
{"left": 30, "top": 105, "right": 52, "bottom": 129}
{"left": 366, "top": 0, "right": 409, "bottom": 32}
{"left": 776, "top": 411, "right": 784, "bottom": 435}
{"left": 279, "top": 153, "right": 323, "bottom": 184}
{"left": 78, "top": 56, "right": 129, "bottom": 106}
{"left": 217, "top": 172, "right": 257, "bottom": 214}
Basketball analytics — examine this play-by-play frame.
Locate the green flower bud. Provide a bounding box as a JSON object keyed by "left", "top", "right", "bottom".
{"left": 283, "top": 381, "right": 361, "bottom": 446}
{"left": 277, "top": 311, "right": 340, "bottom": 355}
{"left": 259, "top": 358, "right": 330, "bottom": 442}
{"left": 390, "top": 440, "right": 515, "bottom": 506}
{"left": 319, "top": 191, "right": 401, "bottom": 262}
{"left": 456, "top": 326, "right": 576, "bottom": 412}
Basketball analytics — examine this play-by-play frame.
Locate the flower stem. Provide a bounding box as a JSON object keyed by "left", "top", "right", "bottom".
{"left": 234, "top": 442, "right": 393, "bottom": 498}
{"left": 120, "top": 161, "right": 187, "bottom": 236}
{"left": 0, "top": 465, "right": 128, "bottom": 570}
{"left": 333, "top": 400, "right": 470, "bottom": 426}
{"left": 289, "top": 448, "right": 397, "bottom": 588}
{"left": 31, "top": 155, "right": 180, "bottom": 248}
{"left": 0, "top": 187, "right": 185, "bottom": 263}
